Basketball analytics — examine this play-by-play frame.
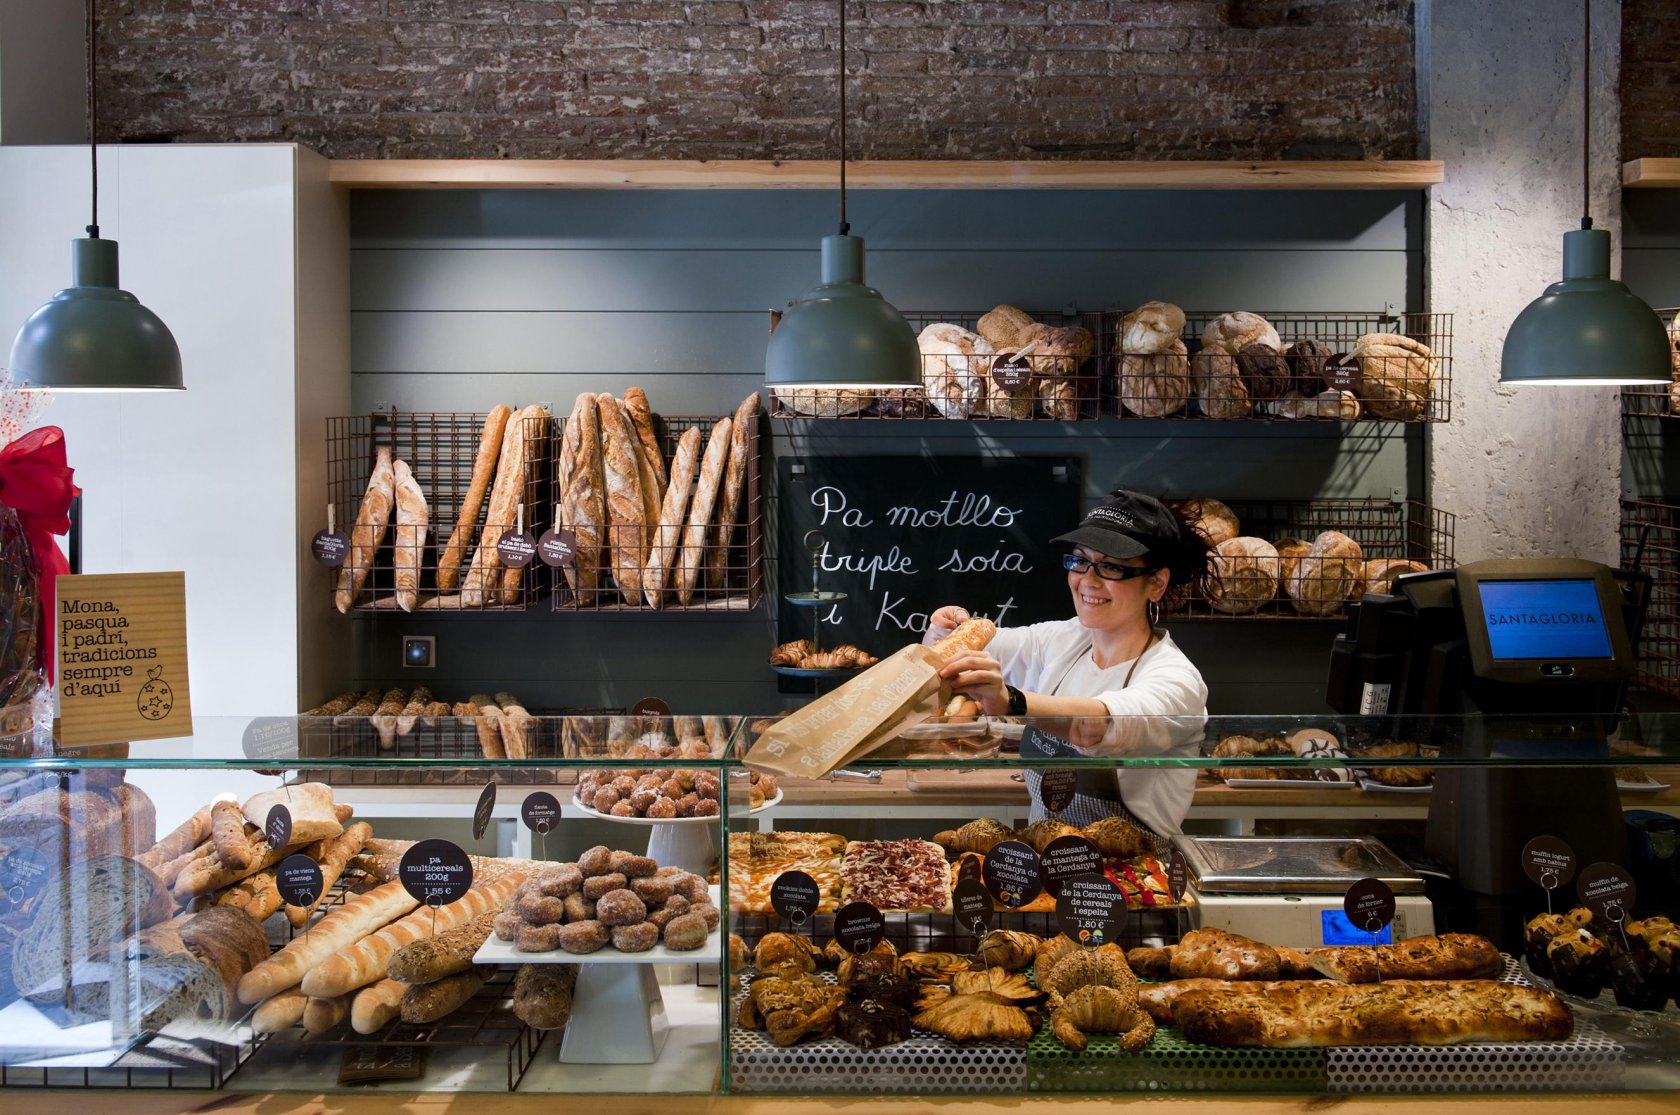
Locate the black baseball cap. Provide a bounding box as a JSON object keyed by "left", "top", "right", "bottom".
{"left": 1050, "top": 491, "right": 1183, "bottom": 563}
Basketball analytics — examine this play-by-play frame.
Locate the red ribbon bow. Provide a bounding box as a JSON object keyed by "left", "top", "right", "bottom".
{"left": 0, "top": 426, "right": 79, "bottom": 683}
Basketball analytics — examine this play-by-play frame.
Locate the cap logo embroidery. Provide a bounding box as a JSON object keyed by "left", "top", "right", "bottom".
{"left": 1088, "top": 506, "right": 1137, "bottom": 530}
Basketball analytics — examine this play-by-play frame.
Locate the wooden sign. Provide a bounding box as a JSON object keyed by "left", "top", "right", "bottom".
{"left": 56, "top": 572, "right": 193, "bottom": 747}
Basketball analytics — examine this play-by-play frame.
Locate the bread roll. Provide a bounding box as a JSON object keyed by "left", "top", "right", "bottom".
{"left": 930, "top": 617, "right": 997, "bottom": 659}
{"left": 919, "top": 323, "right": 990, "bottom": 420}
{"left": 1119, "top": 341, "right": 1190, "bottom": 418}
{"left": 1347, "top": 332, "right": 1435, "bottom": 421}
{"left": 1118, "top": 301, "right": 1186, "bottom": 355}
{"left": 1208, "top": 537, "right": 1280, "bottom": 615}
{"left": 976, "top": 304, "right": 1037, "bottom": 351}
{"left": 437, "top": 405, "right": 511, "bottom": 594}
{"left": 1286, "top": 530, "right": 1365, "bottom": 615}
{"left": 1190, "top": 350, "right": 1251, "bottom": 419}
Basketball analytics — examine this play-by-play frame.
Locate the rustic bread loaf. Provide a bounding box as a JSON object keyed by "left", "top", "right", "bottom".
{"left": 1190, "top": 350, "right": 1252, "bottom": 419}
{"left": 1178, "top": 498, "right": 1239, "bottom": 546}
{"left": 242, "top": 783, "right": 342, "bottom": 847}
{"left": 387, "top": 910, "right": 499, "bottom": 984}
{"left": 641, "top": 426, "right": 701, "bottom": 608}
{"left": 1346, "top": 332, "right": 1435, "bottom": 420}
{"left": 562, "top": 392, "right": 606, "bottom": 604}
{"left": 391, "top": 457, "right": 428, "bottom": 612}
{"left": 401, "top": 967, "right": 489, "bottom": 1024}
{"left": 437, "top": 405, "right": 510, "bottom": 594}
{"left": 919, "top": 323, "right": 990, "bottom": 420}
{"left": 675, "top": 417, "right": 734, "bottom": 606}
{"left": 1025, "top": 324, "right": 1094, "bottom": 421}
{"left": 335, "top": 446, "right": 395, "bottom": 613}
{"left": 976, "top": 304, "right": 1037, "bottom": 351}
{"left": 768, "top": 386, "right": 869, "bottom": 417}
{"left": 1356, "top": 558, "right": 1429, "bottom": 598}
{"left": 597, "top": 392, "right": 649, "bottom": 597}
{"left": 1286, "top": 530, "right": 1364, "bottom": 615}
{"left": 12, "top": 855, "right": 172, "bottom": 1004}
{"left": 707, "top": 392, "right": 761, "bottom": 592}
{"left": 513, "top": 962, "right": 578, "bottom": 1030}
{"left": 1117, "top": 301, "right": 1186, "bottom": 355}
{"left": 1208, "top": 537, "right": 1280, "bottom": 615}
{"left": 1308, "top": 933, "right": 1502, "bottom": 983}
{"left": 1119, "top": 341, "right": 1190, "bottom": 417}
{"left": 1202, "top": 311, "right": 1281, "bottom": 356}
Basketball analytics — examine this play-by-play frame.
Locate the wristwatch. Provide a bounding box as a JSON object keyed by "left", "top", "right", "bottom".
{"left": 1005, "top": 685, "right": 1028, "bottom": 717}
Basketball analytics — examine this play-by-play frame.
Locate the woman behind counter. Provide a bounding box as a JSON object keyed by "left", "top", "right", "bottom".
{"left": 925, "top": 490, "right": 1214, "bottom": 837}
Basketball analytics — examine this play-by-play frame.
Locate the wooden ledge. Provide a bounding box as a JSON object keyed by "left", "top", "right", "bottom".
{"left": 327, "top": 158, "right": 1445, "bottom": 191}
{"left": 1625, "top": 158, "right": 1680, "bottom": 187}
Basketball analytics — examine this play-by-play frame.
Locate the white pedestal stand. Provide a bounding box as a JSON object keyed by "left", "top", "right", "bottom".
{"left": 558, "top": 962, "right": 668, "bottom": 1064}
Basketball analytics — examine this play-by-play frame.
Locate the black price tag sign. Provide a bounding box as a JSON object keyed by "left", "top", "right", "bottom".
{"left": 1577, "top": 862, "right": 1638, "bottom": 924}
{"left": 991, "top": 356, "right": 1033, "bottom": 392}
{"left": 952, "top": 877, "right": 994, "bottom": 935}
{"left": 632, "top": 696, "right": 672, "bottom": 718}
{"left": 1055, "top": 871, "right": 1127, "bottom": 947}
{"left": 0, "top": 847, "right": 50, "bottom": 906}
{"left": 1344, "top": 878, "right": 1397, "bottom": 933}
{"left": 538, "top": 528, "right": 578, "bottom": 568}
{"left": 276, "top": 853, "right": 324, "bottom": 908}
{"left": 770, "top": 870, "right": 820, "bottom": 927}
{"left": 399, "top": 839, "right": 474, "bottom": 907}
{"left": 521, "top": 791, "right": 561, "bottom": 834}
{"left": 472, "top": 781, "right": 497, "bottom": 842}
{"left": 1168, "top": 849, "right": 1189, "bottom": 903}
{"left": 1040, "top": 769, "right": 1078, "bottom": 813}
{"left": 265, "top": 804, "right": 293, "bottom": 850}
{"left": 242, "top": 717, "right": 299, "bottom": 762}
{"left": 311, "top": 529, "right": 349, "bottom": 567}
{"left": 1323, "top": 354, "right": 1361, "bottom": 394}
{"left": 497, "top": 529, "right": 538, "bottom": 569}
{"left": 833, "top": 901, "right": 886, "bottom": 955}
{"left": 1040, "top": 834, "right": 1104, "bottom": 899}
{"left": 1021, "top": 726, "right": 1075, "bottom": 759}
{"left": 1523, "top": 835, "right": 1578, "bottom": 889}
{"left": 981, "top": 839, "right": 1043, "bottom": 909}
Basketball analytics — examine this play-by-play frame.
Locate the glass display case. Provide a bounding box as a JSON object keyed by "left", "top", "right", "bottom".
{"left": 1, "top": 710, "right": 1677, "bottom": 1099}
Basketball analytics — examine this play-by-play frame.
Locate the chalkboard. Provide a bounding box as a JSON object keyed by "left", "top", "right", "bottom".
{"left": 776, "top": 456, "right": 1082, "bottom": 655}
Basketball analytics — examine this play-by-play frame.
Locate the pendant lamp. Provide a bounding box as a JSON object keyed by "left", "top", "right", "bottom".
{"left": 1500, "top": 0, "right": 1669, "bottom": 386}
{"left": 8, "top": 1, "right": 182, "bottom": 392}
{"left": 763, "top": 0, "right": 919, "bottom": 393}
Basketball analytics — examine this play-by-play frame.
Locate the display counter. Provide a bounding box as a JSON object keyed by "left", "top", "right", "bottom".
{"left": 0, "top": 711, "right": 1677, "bottom": 1103}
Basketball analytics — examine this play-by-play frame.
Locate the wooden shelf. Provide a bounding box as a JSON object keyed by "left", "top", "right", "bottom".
{"left": 327, "top": 158, "right": 1444, "bottom": 191}
{"left": 1625, "top": 158, "right": 1680, "bottom": 187}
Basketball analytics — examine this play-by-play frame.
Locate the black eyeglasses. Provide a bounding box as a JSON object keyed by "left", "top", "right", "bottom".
{"left": 1062, "top": 554, "right": 1157, "bottom": 581}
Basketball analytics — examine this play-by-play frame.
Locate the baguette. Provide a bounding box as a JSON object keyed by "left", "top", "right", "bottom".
{"left": 641, "top": 427, "right": 701, "bottom": 608}
{"left": 300, "top": 876, "right": 525, "bottom": 999}
{"left": 513, "top": 963, "right": 578, "bottom": 1030}
{"left": 562, "top": 393, "right": 606, "bottom": 604}
{"left": 395, "top": 687, "right": 432, "bottom": 736}
{"left": 462, "top": 403, "right": 531, "bottom": 607}
{"left": 675, "top": 416, "right": 732, "bottom": 606}
{"left": 303, "top": 691, "right": 361, "bottom": 717}
{"left": 137, "top": 805, "right": 213, "bottom": 871}
{"left": 237, "top": 881, "right": 419, "bottom": 1004}
{"left": 335, "top": 446, "right": 396, "bottom": 613}
{"left": 500, "top": 405, "right": 550, "bottom": 605}
{"left": 351, "top": 978, "right": 407, "bottom": 1035}
{"left": 930, "top": 617, "right": 998, "bottom": 660}
{"left": 303, "top": 993, "right": 350, "bottom": 1035}
{"left": 499, "top": 702, "right": 534, "bottom": 762}
{"left": 157, "top": 841, "right": 214, "bottom": 888}
{"left": 286, "top": 821, "right": 373, "bottom": 928}
{"left": 401, "top": 967, "right": 488, "bottom": 1024}
{"left": 388, "top": 910, "right": 499, "bottom": 985}
{"left": 597, "top": 392, "right": 648, "bottom": 597}
{"left": 391, "top": 458, "right": 428, "bottom": 612}
{"left": 438, "top": 405, "right": 511, "bottom": 593}
{"left": 210, "top": 799, "right": 253, "bottom": 874}
{"left": 371, "top": 687, "right": 408, "bottom": 751}
{"left": 175, "top": 832, "right": 292, "bottom": 899}
{"left": 706, "top": 391, "right": 760, "bottom": 592}
{"left": 252, "top": 987, "right": 309, "bottom": 1035}
{"left": 622, "top": 386, "right": 667, "bottom": 493}
{"left": 477, "top": 702, "right": 508, "bottom": 760}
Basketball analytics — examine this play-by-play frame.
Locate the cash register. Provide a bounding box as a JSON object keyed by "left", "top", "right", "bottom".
{"left": 1326, "top": 558, "right": 1650, "bottom": 947}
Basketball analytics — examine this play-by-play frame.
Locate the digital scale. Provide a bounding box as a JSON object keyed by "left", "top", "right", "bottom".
{"left": 1172, "top": 835, "right": 1434, "bottom": 949}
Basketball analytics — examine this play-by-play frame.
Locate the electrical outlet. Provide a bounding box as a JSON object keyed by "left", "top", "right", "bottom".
{"left": 402, "top": 635, "right": 436, "bottom": 669}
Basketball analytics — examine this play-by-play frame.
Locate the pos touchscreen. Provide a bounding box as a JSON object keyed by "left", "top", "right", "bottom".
{"left": 1457, "top": 560, "right": 1633, "bottom": 684}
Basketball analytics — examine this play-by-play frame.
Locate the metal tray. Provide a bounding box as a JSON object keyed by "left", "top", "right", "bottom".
{"left": 1171, "top": 835, "right": 1424, "bottom": 895}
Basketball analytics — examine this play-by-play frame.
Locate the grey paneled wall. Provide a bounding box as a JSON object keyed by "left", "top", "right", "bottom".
{"left": 348, "top": 189, "right": 1425, "bottom": 715}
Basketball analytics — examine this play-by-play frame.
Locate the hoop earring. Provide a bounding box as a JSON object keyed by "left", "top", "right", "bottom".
{"left": 1147, "top": 599, "right": 1162, "bottom": 627}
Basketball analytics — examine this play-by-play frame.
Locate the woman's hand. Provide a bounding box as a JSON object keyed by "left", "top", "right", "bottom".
{"left": 938, "top": 650, "right": 1010, "bottom": 716}
{"left": 923, "top": 605, "right": 971, "bottom": 647}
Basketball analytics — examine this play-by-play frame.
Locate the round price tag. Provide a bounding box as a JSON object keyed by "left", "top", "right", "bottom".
{"left": 497, "top": 529, "right": 538, "bottom": 569}
{"left": 276, "top": 853, "right": 324, "bottom": 909}
{"left": 265, "top": 804, "right": 293, "bottom": 850}
{"left": 770, "top": 870, "right": 820, "bottom": 927}
{"left": 981, "top": 839, "right": 1043, "bottom": 909}
{"left": 1040, "top": 834, "right": 1104, "bottom": 899}
{"left": 1344, "top": 878, "right": 1397, "bottom": 933}
{"left": 1055, "top": 871, "right": 1127, "bottom": 947}
{"left": 538, "top": 528, "right": 578, "bottom": 568}
{"left": 991, "top": 356, "right": 1033, "bottom": 392}
{"left": 1323, "top": 354, "right": 1361, "bottom": 394}
{"left": 521, "top": 791, "right": 561, "bottom": 835}
{"left": 399, "top": 838, "right": 475, "bottom": 907}
{"left": 0, "top": 847, "right": 50, "bottom": 906}
{"left": 1168, "top": 849, "right": 1189, "bottom": 903}
{"left": 241, "top": 717, "right": 299, "bottom": 762}
{"left": 1039, "top": 770, "right": 1078, "bottom": 813}
{"left": 1577, "top": 862, "right": 1638, "bottom": 924}
{"left": 632, "top": 696, "right": 672, "bottom": 718}
{"left": 472, "top": 781, "right": 497, "bottom": 842}
{"left": 833, "top": 901, "right": 886, "bottom": 955}
{"left": 952, "top": 877, "right": 994, "bottom": 935}
{"left": 1522, "top": 835, "right": 1578, "bottom": 890}
{"left": 311, "top": 529, "right": 349, "bottom": 567}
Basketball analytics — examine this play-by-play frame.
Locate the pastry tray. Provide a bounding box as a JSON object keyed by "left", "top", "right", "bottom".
{"left": 475, "top": 885, "right": 724, "bottom": 965}
{"left": 1171, "top": 835, "right": 1425, "bottom": 895}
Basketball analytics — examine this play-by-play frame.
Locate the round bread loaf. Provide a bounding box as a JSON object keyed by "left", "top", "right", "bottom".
{"left": 1180, "top": 498, "right": 1240, "bottom": 546}
{"left": 13, "top": 855, "right": 171, "bottom": 1005}
{"left": 1348, "top": 332, "right": 1435, "bottom": 420}
{"left": 1118, "top": 301, "right": 1186, "bottom": 355}
{"left": 981, "top": 349, "right": 1037, "bottom": 419}
{"left": 769, "top": 386, "right": 869, "bottom": 418}
{"left": 1356, "top": 558, "right": 1429, "bottom": 597}
{"left": 1202, "top": 311, "right": 1281, "bottom": 356}
{"left": 1235, "top": 343, "right": 1290, "bottom": 401}
{"left": 1285, "top": 338, "right": 1334, "bottom": 395}
{"left": 1190, "top": 350, "right": 1252, "bottom": 419}
{"left": 1274, "top": 537, "right": 1311, "bottom": 588}
{"left": 1286, "top": 530, "right": 1365, "bottom": 615}
{"left": 1119, "top": 341, "right": 1190, "bottom": 417}
{"left": 874, "top": 387, "right": 931, "bottom": 418}
{"left": 1208, "top": 537, "right": 1280, "bottom": 615}
{"left": 1265, "top": 389, "right": 1361, "bottom": 420}
{"left": 1024, "top": 324, "right": 1095, "bottom": 421}
{"left": 976, "top": 304, "right": 1037, "bottom": 351}
{"left": 918, "top": 323, "right": 990, "bottom": 419}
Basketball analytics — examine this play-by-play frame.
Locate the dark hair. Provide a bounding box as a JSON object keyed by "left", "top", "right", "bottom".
{"left": 1159, "top": 499, "right": 1218, "bottom": 603}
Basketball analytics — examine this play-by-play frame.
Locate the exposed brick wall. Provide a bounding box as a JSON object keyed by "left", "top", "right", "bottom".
{"left": 92, "top": 0, "right": 1418, "bottom": 160}
{"left": 1623, "top": 0, "right": 1680, "bottom": 159}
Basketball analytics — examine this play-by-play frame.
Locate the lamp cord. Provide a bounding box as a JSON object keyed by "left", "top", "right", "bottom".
{"left": 1581, "top": 0, "right": 1592, "bottom": 231}
{"left": 837, "top": 0, "right": 849, "bottom": 236}
{"left": 86, "top": 0, "right": 98, "bottom": 239}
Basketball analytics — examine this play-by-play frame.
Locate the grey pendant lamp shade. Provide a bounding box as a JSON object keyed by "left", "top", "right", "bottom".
{"left": 9, "top": 0, "right": 182, "bottom": 392}
{"left": 1499, "top": 0, "right": 1668, "bottom": 386}
{"left": 763, "top": 0, "right": 920, "bottom": 392}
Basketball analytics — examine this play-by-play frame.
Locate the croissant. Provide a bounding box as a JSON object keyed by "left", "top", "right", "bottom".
{"left": 1034, "top": 934, "right": 1082, "bottom": 990}
{"left": 1082, "top": 815, "right": 1152, "bottom": 859}
{"left": 830, "top": 644, "right": 878, "bottom": 668}
{"left": 1048, "top": 984, "right": 1156, "bottom": 1052}
{"left": 1042, "top": 943, "right": 1136, "bottom": 1000}
{"left": 933, "top": 818, "right": 1014, "bottom": 856}
{"left": 1018, "top": 818, "right": 1081, "bottom": 854}
{"left": 950, "top": 968, "right": 1046, "bottom": 1004}
{"left": 975, "top": 929, "right": 1042, "bottom": 972}
{"left": 754, "top": 932, "right": 819, "bottom": 976}
{"left": 768, "top": 639, "right": 814, "bottom": 666}
{"left": 803, "top": 650, "right": 849, "bottom": 669}
{"left": 912, "top": 991, "right": 1038, "bottom": 1044}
